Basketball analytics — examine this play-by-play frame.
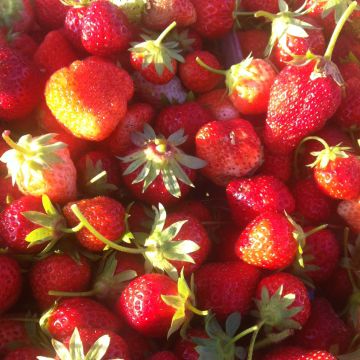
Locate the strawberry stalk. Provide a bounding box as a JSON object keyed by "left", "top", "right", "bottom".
{"left": 195, "top": 57, "right": 227, "bottom": 76}
{"left": 247, "top": 320, "right": 265, "bottom": 360}
{"left": 155, "top": 21, "right": 178, "bottom": 46}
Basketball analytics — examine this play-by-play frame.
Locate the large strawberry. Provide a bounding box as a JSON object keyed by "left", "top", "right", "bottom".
{"left": 1, "top": 132, "right": 77, "bottom": 204}
{"left": 195, "top": 119, "right": 263, "bottom": 186}
{"left": 45, "top": 57, "right": 133, "bottom": 141}
{"left": 33, "top": 0, "right": 68, "bottom": 29}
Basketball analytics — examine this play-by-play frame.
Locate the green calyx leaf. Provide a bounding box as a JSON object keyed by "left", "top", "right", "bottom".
{"left": 309, "top": 143, "right": 351, "bottom": 169}
{"left": 167, "top": 28, "right": 196, "bottom": 53}
{"left": 119, "top": 124, "right": 207, "bottom": 198}
{"left": 322, "top": 0, "right": 359, "bottom": 22}
{"left": 0, "top": 0, "right": 24, "bottom": 27}
{"left": 142, "top": 203, "right": 200, "bottom": 280}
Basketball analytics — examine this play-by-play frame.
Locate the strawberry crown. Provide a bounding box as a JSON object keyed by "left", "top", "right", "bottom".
{"left": 168, "top": 28, "right": 197, "bottom": 54}
{"left": 0, "top": 0, "right": 24, "bottom": 27}
{"left": 129, "top": 21, "right": 185, "bottom": 76}
{"left": 110, "top": 0, "right": 147, "bottom": 23}
{"left": 119, "top": 124, "right": 207, "bottom": 198}
{"left": 321, "top": 0, "right": 360, "bottom": 23}
{"left": 161, "top": 269, "right": 208, "bottom": 338}
{"left": 1, "top": 131, "right": 67, "bottom": 189}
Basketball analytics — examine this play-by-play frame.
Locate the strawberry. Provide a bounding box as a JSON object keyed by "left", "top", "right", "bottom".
{"left": 192, "top": 0, "right": 236, "bottom": 39}
{"left": 1, "top": 132, "right": 77, "bottom": 204}
{"left": 194, "top": 261, "right": 261, "bottom": 320}
{"left": 121, "top": 328, "right": 155, "bottom": 360}
{"left": 174, "top": 328, "right": 208, "bottom": 360}
{"left": 64, "top": 6, "right": 88, "bottom": 51}
{"left": 179, "top": 50, "right": 223, "bottom": 93}
{"left": 0, "top": 320, "right": 29, "bottom": 355}
{"left": 0, "top": 46, "right": 42, "bottom": 120}
{"left": 263, "top": 346, "right": 308, "bottom": 360}
{"left": 43, "top": 297, "right": 123, "bottom": 340}
{"left": 130, "top": 22, "right": 184, "bottom": 85}
{"left": 29, "top": 253, "right": 91, "bottom": 310}
{"left": 241, "top": 0, "right": 279, "bottom": 13}
{"left": 338, "top": 196, "right": 360, "bottom": 233}
{"left": 119, "top": 125, "right": 206, "bottom": 205}
{"left": 236, "top": 29, "right": 269, "bottom": 59}
{"left": 0, "top": 31, "right": 38, "bottom": 59}
{"left": 301, "top": 351, "right": 337, "bottom": 360}
{"left": 33, "top": 0, "right": 68, "bottom": 30}
{"left": 63, "top": 196, "right": 126, "bottom": 252}
{"left": 195, "top": 119, "right": 263, "bottom": 186}
{"left": 260, "top": 148, "right": 293, "bottom": 182}
{"left": 45, "top": 57, "right": 133, "bottom": 141}
{"left": 338, "top": 55, "right": 360, "bottom": 81}
{"left": 0, "top": 177, "right": 21, "bottom": 208}
{"left": 148, "top": 351, "right": 178, "bottom": 360}
{"left": 118, "top": 272, "right": 208, "bottom": 338}
{"left": 142, "top": 0, "right": 196, "bottom": 30}
{"left": 227, "top": 175, "right": 295, "bottom": 228}
{"left": 0, "top": 0, "right": 34, "bottom": 33}
{"left": 197, "top": 89, "right": 240, "bottom": 121}
{"left": 3, "top": 346, "right": 47, "bottom": 360}
{"left": 103, "top": 102, "right": 155, "bottom": 156}
{"left": 168, "top": 28, "right": 203, "bottom": 54}
{"left": 173, "top": 200, "right": 212, "bottom": 223}
{"left": 155, "top": 102, "right": 213, "bottom": 151}
{"left": 0, "top": 255, "right": 22, "bottom": 313}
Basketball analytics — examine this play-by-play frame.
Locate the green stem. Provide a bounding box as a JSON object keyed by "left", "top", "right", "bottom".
{"left": 247, "top": 321, "right": 264, "bottom": 360}
{"left": 304, "top": 224, "right": 328, "bottom": 237}
{"left": 71, "top": 204, "right": 145, "bottom": 254}
{"left": 196, "top": 57, "right": 228, "bottom": 76}
{"left": 48, "top": 289, "right": 96, "bottom": 297}
{"left": 186, "top": 302, "right": 208, "bottom": 317}
{"left": 155, "top": 21, "right": 177, "bottom": 45}
{"left": 324, "top": 1, "right": 358, "bottom": 61}
{"left": 228, "top": 325, "right": 259, "bottom": 345}
{"left": 254, "top": 10, "right": 276, "bottom": 20}
{"left": 87, "top": 170, "right": 107, "bottom": 185}
{"left": 2, "top": 130, "right": 28, "bottom": 154}
{"left": 61, "top": 222, "right": 84, "bottom": 234}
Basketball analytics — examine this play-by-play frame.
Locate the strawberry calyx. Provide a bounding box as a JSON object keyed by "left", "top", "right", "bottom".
{"left": 321, "top": 0, "right": 360, "bottom": 23}
{"left": 0, "top": 0, "right": 24, "bottom": 28}
{"left": 161, "top": 269, "right": 208, "bottom": 338}
{"left": 168, "top": 28, "right": 197, "bottom": 54}
{"left": 60, "top": 0, "right": 92, "bottom": 8}
{"left": 119, "top": 124, "right": 207, "bottom": 198}
{"left": 129, "top": 21, "right": 185, "bottom": 76}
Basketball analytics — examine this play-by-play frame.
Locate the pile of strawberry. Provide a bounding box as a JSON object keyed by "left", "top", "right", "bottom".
{"left": 3, "top": 0, "right": 360, "bottom": 359}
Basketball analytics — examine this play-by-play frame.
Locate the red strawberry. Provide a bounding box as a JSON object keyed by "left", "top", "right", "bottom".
{"left": 174, "top": 328, "right": 208, "bottom": 360}
{"left": 33, "top": 0, "right": 68, "bottom": 30}
{"left": 179, "top": 50, "right": 222, "bottom": 93}
{"left": 227, "top": 175, "right": 295, "bottom": 228}
{"left": 155, "top": 102, "right": 213, "bottom": 151}
{"left": 121, "top": 328, "right": 155, "bottom": 360}
{"left": 103, "top": 102, "right": 155, "bottom": 156}
{"left": 197, "top": 89, "right": 240, "bottom": 120}
{"left": 148, "top": 351, "right": 178, "bottom": 360}
{"left": 0, "top": 255, "right": 22, "bottom": 314}
{"left": 81, "top": 1, "right": 132, "bottom": 56}
{"left": 3, "top": 346, "right": 47, "bottom": 360}
{"left": 236, "top": 29, "right": 269, "bottom": 59}
{"left": 194, "top": 261, "right": 261, "bottom": 320}
{"left": 29, "top": 253, "right": 91, "bottom": 310}
{"left": 241, "top": 0, "right": 279, "bottom": 13}
{"left": 263, "top": 346, "right": 308, "bottom": 360}
{"left": 64, "top": 6, "right": 88, "bottom": 51}
{"left": 192, "top": 0, "right": 236, "bottom": 39}
{"left": 44, "top": 297, "right": 123, "bottom": 340}
{"left": 63, "top": 196, "right": 126, "bottom": 252}
{"left": 0, "top": 32, "right": 38, "bottom": 59}
{"left": 0, "top": 46, "right": 42, "bottom": 120}
{"left": 338, "top": 56, "right": 360, "bottom": 81}
{"left": 0, "top": 321, "right": 29, "bottom": 356}
{"left": 173, "top": 200, "right": 212, "bottom": 223}
{"left": 195, "top": 118, "right": 263, "bottom": 186}
{"left": 168, "top": 28, "right": 203, "bottom": 54}
{"left": 0, "top": 177, "right": 21, "bottom": 209}
{"left": 260, "top": 148, "right": 293, "bottom": 182}
{"left": 142, "top": 0, "right": 197, "bottom": 30}
{"left": 301, "top": 351, "right": 337, "bottom": 360}
{"left": 0, "top": 0, "right": 34, "bottom": 33}
{"left": 338, "top": 196, "right": 360, "bottom": 233}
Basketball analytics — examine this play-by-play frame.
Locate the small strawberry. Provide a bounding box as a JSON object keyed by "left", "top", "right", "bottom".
{"left": 179, "top": 50, "right": 223, "bottom": 93}
{"left": 119, "top": 124, "right": 206, "bottom": 205}
{"left": 45, "top": 57, "right": 133, "bottom": 141}
{"left": 227, "top": 175, "right": 295, "bottom": 228}
{"left": 194, "top": 261, "right": 261, "bottom": 320}
{"left": 130, "top": 22, "right": 184, "bottom": 85}
{"left": 0, "top": 0, "right": 34, "bottom": 33}
{"left": 195, "top": 118, "right": 263, "bottom": 186}
{"left": 1, "top": 132, "right": 77, "bottom": 204}
{"left": 33, "top": 0, "right": 68, "bottom": 29}
{"left": 29, "top": 253, "right": 92, "bottom": 310}
{"left": 236, "top": 29, "right": 269, "bottom": 59}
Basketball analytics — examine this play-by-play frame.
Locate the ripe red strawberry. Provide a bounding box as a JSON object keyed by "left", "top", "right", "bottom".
{"left": 174, "top": 328, "right": 208, "bottom": 360}
{"left": 33, "top": 29, "right": 79, "bottom": 75}
{"left": 155, "top": 102, "right": 213, "bottom": 151}
{"left": 0, "top": 255, "right": 22, "bottom": 313}
{"left": 338, "top": 196, "right": 360, "bottom": 233}
{"left": 241, "top": 0, "right": 279, "bottom": 13}
{"left": 194, "top": 261, "right": 261, "bottom": 320}
{"left": 29, "top": 253, "right": 91, "bottom": 310}
{"left": 63, "top": 196, "right": 126, "bottom": 252}
{"left": 227, "top": 175, "right": 295, "bottom": 228}
{"left": 64, "top": 6, "right": 88, "bottom": 51}
{"left": 45, "top": 57, "right": 133, "bottom": 141}
{"left": 197, "top": 89, "right": 240, "bottom": 120}
{"left": 0, "top": 0, "right": 34, "bottom": 33}
{"left": 142, "top": 0, "right": 197, "bottom": 30}
{"left": 192, "top": 0, "right": 236, "bottom": 39}
{"left": 103, "top": 102, "right": 155, "bottom": 156}
{"left": 3, "top": 346, "right": 47, "bottom": 360}
{"left": 173, "top": 200, "right": 212, "bottom": 223}
{"left": 196, "top": 118, "right": 263, "bottom": 186}
{"left": 260, "top": 147, "right": 293, "bottom": 182}
{"left": 1, "top": 132, "right": 77, "bottom": 204}
{"left": 33, "top": 0, "right": 68, "bottom": 29}
{"left": 236, "top": 29, "right": 269, "bottom": 59}
{"left": 0, "top": 46, "right": 42, "bottom": 120}
{"left": 179, "top": 50, "right": 222, "bottom": 93}
{"left": 44, "top": 297, "right": 123, "bottom": 340}
{"left": 0, "top": 31, "right": 38, "bottom": 59}
{"left": 148, "top": 351, "right": 178, "bottom": 360}
{"left": 263, "top": 346, "right": 308, "bottom": 360}
{"left": 338, "top": 56, "right": 360, "bottom": 81}
{"left": 119, "top": 125, "right": 206, "bottom": 206}
{"left": 0, "top": 320, "right": 29, "bottom": 356}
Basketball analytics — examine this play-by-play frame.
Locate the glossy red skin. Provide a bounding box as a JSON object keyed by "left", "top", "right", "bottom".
{"left": 173, "top": 200, "right": 212, "bottom": 223}
{"left": 0, "top": 196, "right": 46, "bottom": 254}
{"left": 194, "top": 261, "right": 261, "bottom": 320}
{"left": 237, "top": 30, "right": 269, "bottom": 59}
{"left": 155, "top": 102, "right": 213, "bottom": 151}
{"left": 236, "top": 212, "right": 298, "bottom": 270}
{"left": 0, "top": 321, "right": 29, "bottom": 356}
{"left": 293, "top": 297, "right": 352, "bottom": 353}
{"left": 63, "top": 196, "right": 126, "bottom": 252}
{"left": 256, "top": 273, "right": 311, "bottom": 327}
{"left": 260, "top": 148, "right": 293, "bottom": 182}
{"left": 197, "top": 89, "right": 240, "bottom": 120}
{"left": 192, "top": 0, "right": 235, "bottom": 39}
{"left": 264, "top": 61, "right": 342, "bottom": 154}
{"left": 115, "top": 253, "right": 145, "bottom": 278}
{"left": 118, "top": 273, "right": 178, "bottom": 338}
{"left": 64, "top": 7, "right": 87, "bottom": 51}
{"left": 148, "top": 351, "right": 178, "bottom": 360}
{"left": 227, "top": 175, "right": 295, "bottom": 228}
{"left": 314, "top": 154, "right": 360, "bottom": 200}
{"left": 63, "top": 328, "right": 131, "bottom": 360}
{"left": 0, "top": 177, "right": 22, "bottom": 209}
{"left": 81, "top": 1, "right": 132, "bottom": 56}
{"left": 47, "top": 297, "right": 123, "bottom": 340}
{"left": 263, "top": 346, "right": 307, "bottom": 360}
{"left": 174, "top": 329, "right": 207, "bottom": 360}
{"left": 33, "top": 0, "right": 68, "bottom": 29}
{"left": 0, "top": 256, "right": 22, "bottom": 314}
{"left": 241, "top": 0, "right": 279, "bottom": 12}
{"left": 3, "top": 347, "right": 47, "bottom": 360}
{"left": 0, "top": 46, "right": 42, "bottom": 120}
{"left": 104, "top": 103, "right": 155, "bottom": 156}
{"left": 300, "top": 351, "right": 337, "bottom": 360}
{"left": 29, "top": 254, "right": 92, "bottom": 310}
{"left": 179, "top": 50, "right": 222, "bottom": 93}
{"left": 292, "top": 177, "right": 336, "bottom": 223}
{"left": 196, "top": 118, "right": 263, "bottom": 186}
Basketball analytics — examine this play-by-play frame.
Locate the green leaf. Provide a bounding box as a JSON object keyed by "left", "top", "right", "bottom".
{"left": 69, "top": 328, "right": 84, "bottom": 360}
{"left": 26, "top": 228, "right": 54, "bottom": 245}
{"left": 225, "top": 312, "right": 241, "bottom": 338}
{"left": 22, "top": 211, "right": 54, "bottom": 228}
{"left": 162, "top": 220, "right": 187, "bottom": 240}
{"left": 42, "top": 194, "right": 57, "bottom": 216}
{"left": 161, "top": 166, "right": 181, "bottom": 198}
{"left": 85, "top": 334, "right": 110, "bottom": 360}
{"left": 52, "top": 339, "right": 71, "bottom": 360}
{"left": 175, "top": 153, "right": 207, "bottom": 170}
